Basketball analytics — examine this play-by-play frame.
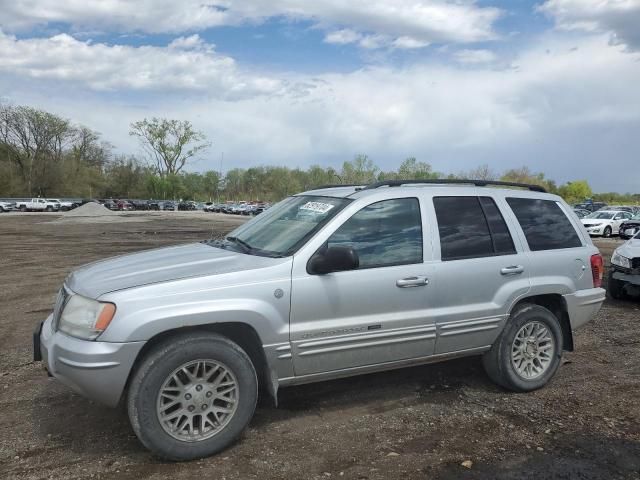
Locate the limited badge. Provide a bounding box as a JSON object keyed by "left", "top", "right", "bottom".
{"left": 274, "top": 288, "right": 284, "bottom": 299}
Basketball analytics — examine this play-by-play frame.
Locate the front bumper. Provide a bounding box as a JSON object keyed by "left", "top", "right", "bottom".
{"left": 35, "top": 314, "right": 145, "bottom": 407}
{"left": 611, "top": 269, "right": 640, "bottom": 286}
{"left": 584, "top": 226, "right": 603, "bottom": 235}
{"left": 563, "top": 287, "right": 606, "bottom": 330}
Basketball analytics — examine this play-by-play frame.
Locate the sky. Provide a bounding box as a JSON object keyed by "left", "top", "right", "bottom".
{"left": 0, "top": 0, "right": 639, "bottom": 192}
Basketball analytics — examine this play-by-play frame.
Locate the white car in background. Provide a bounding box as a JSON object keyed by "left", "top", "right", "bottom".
{"left": 581, "top": 210, "right": 633, "bottom": 237}
{"left": 0, "top": 201, "right": 15, "bottom": 212}
{"left": 46, "top": 198, "right": 77, "bottom": 211}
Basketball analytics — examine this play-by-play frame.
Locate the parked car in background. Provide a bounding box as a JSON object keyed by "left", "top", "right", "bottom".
{"left": 117, "top": 200, "right": 134, "bottom": 211}
{"left": 46, "top": 198, "right": 78, "bottom": 211}
{"left": 148, "top": 200, "right": 160, "bottom": 211}
{"left": 581, "top": 210, "right": 632, "bottom": 237}
{"left": 15, "top": 198, "right": 60, "bottom": 212}
{"left": 600, "top": 205, "right": 634, "bottom": 214}
{"left": 574, "top": 202, "right": 607, "bottom": 212}
{"left": 131, "top": 199, "right": 152, "bottom": 210}
{"left": 608, "top": 232, "right": 640, "bottom": 299}
{"left": 34, "top": 179, "right": 605, "bottom": 461}
{"left": 619, "top": 214, "right": 640, "bottom": 239}
{"left": 177, "top": 201, "right": 197, "bottom": 211}
{"left": 573, "top": 208, "right": 590, "bottom": 218}
{"left": 203, "top": 202, "right": 217, "bottom": 212}
{"left": 160, "top": 201, "right": 176, "bottom": 211}
{"left": 101, "top": 199, "right": 118, "bottom": 210}
{"left": 0, "top": 200, "right": 15, "bottom": 212}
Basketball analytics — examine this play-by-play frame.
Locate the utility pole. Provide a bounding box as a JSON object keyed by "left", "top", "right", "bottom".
{"left": 218, "top": 152, "right": 224, "bottom": 203}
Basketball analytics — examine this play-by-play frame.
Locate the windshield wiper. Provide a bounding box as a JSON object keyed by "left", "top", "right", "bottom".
{"left": 225, "top": 236, "right": 254, "bottom": 253}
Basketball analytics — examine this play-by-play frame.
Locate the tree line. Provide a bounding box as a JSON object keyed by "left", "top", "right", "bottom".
{"left": 1, "top": 103, "right": 638, "bottom": 206}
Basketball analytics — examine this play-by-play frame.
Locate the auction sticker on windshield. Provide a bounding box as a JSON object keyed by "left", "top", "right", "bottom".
{"left": 300, "top": 202, "right": 335, "bottom": 214}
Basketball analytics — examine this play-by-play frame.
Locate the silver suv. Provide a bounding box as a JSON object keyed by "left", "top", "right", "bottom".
{"left": 34, "top": 180, "right": 606, "bottom": 460}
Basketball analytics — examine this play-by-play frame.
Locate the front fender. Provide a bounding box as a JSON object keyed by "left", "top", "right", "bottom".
{"left": 103, "top": 297, "right": 289, "bottom": 345}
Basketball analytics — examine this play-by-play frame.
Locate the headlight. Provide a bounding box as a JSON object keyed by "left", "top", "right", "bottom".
{"left": 58, "top": 294, "right": 116, "bottom": 340}
{"left": 611, "top": 251, "right": 632, "bottom": 269}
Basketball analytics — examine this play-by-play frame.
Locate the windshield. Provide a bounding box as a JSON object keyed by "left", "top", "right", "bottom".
{"left": 211, "top": 195, "right": 350, "bottom": 257}
{"left": 586, "top": 212, "right": 615, "bottom": 219}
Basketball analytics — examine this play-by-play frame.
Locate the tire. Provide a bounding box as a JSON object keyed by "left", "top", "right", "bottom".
{"left": 46, "top": 206, "right": 52, "bottom": 212}
{"left": 603, "top": 226, "right": 612, "bottom": 238}
{"left": 20, "top": 205, "right": 27, "bottom": 212}
{"left": 482, "top": 304, "right": 563, "bottom": 392}
{"left": 127, "top": 332, "right": 258, "bottom": 461}
{"left": 607, "top": 271, "right": 627, "bottom": 300}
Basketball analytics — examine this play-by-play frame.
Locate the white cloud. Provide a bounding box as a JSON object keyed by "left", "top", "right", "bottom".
{"left": 454, "top": 49, "right": 497, "bottom": 64}
{"left": 1, "top": 1, "right": 501, "bottom": 47}
{"left": 0, "top": 31, "right": 282, "bottom": 98}
{"left": 324, "top": 29, "right": 362, "bottom": 45}
{"left": 2, "top": 33, "right": 639, "bottom": 191}
{"left": 540, "top": 0, "right": 640, "bottom": 49}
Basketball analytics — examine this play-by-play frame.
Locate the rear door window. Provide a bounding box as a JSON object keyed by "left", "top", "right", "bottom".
{"left": 434, "top": 196, "right": 516, "bottom": 261}
{"left": 506, "top": 198, "right": 582, "bottom": 251}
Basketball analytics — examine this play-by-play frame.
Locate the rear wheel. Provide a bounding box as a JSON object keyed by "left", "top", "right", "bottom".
{"left": 20, "top": 205, "right": 27, "bottom": 212}
{"left": 603, "top": 226, "right": 612, "bottom": 238}
{"left": 607, "top": 271, "right": 627, "bottom": 300}
{"left": 127, "top": 333, "right": 258, "bottom": 461}
{"left": 483, "top": 304, "right": 563, "bottom": 392}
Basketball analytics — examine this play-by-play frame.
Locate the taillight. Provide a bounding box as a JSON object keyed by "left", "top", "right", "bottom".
{"left": 591, "top": 254, "right": 604, "bottom": 288}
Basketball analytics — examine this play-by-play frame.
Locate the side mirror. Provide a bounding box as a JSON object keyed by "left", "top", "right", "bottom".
{"left": 308, "top": 246, "right": 359, "bottom": 275}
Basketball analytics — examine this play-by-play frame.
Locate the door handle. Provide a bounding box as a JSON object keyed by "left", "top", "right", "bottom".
{"left": 396, "top": 276, "right": 429, "bottom": 288}
{"left": 500, "top": 265, "right": 525, "bottom": 275}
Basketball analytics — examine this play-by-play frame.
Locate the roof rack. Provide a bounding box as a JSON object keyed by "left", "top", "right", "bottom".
{"left": 312, "top": 184, "right": 364, "bottom": 190}
{"left": 361, "top": 179, "right": 547, "bottom": 193}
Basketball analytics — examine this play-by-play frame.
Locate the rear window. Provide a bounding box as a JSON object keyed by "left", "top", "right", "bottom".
{"left": 506, "top": 198, "right": 582, "bottom": 251}
{"left": 434, "top": 196, "right": 516, "bottom": 261}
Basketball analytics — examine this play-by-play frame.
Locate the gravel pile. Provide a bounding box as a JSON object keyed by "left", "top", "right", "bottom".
{"left": 64, "top": 202, "right": 116, "bottom": 217}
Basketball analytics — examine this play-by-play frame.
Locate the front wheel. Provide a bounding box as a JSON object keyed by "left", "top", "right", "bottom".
{"left": 483, "top": 304, "right": 563, "bottom": 392}
{"left": 127, "top": 333, "right": 258, "bottom": 461}
{"left": 603, "top": 226, "right": 612, "bottom": 238}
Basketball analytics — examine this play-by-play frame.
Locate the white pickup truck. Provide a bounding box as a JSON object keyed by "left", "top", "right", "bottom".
{"left": 47, "top": 198, "right": 78, "bottom": 211}
{"left": 15, "top": 198, "right": 61, "bottom": 212}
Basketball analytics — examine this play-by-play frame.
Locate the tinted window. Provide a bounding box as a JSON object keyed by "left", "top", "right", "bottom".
{"left": 327, "top": 198, "right": 422, "bottom": 268}
{"left": 434, "top": 196, "right": 515, "bottom": 261}
{"left": 479, "top": 197, "right": 516, "bottom": 255}
{"left": 507, "top": 198, "right": 582, "bottom": 251}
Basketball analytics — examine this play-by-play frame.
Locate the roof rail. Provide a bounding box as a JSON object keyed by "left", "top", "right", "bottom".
{"left": 361, "top": 179, "right": 547, "bottom": 193}
{"left": 312, "top": 184, "right": 364, "bottom": 190}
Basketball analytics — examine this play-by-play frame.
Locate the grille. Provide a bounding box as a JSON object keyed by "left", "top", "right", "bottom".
{"left": 51, "top": 288, "right": 69, "bottom": 331}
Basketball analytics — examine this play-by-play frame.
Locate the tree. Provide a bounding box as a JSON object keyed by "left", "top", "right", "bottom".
{"left": 501, "top": 166, "right": 556, "bottom": 193}
{"left": 341, "top": 154, "right": 379, "bottom": 184}
{"left": 0, "top": 104, "right": 74, "bottom": 195}
{"left": 466, "top": 164, "right": 497, "bottom": 180}
{"left": 397, "top": 157, "right": 436, "bottom": 180}
{"left": 558, "top": 180, "right": 593, "bottom": 204}
{"left": 129, "top": 118, "right": 210, "bottom": 176}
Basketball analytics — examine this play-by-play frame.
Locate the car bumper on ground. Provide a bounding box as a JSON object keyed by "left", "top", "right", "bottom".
{"left": 35, "top": 314, "right": 145, "bottom": 407}
{"left": 563, "top": 287, "right": 606, "bottom": 330}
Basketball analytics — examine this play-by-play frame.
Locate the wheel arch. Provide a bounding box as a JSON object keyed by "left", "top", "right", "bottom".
{"left": 122, "top": 322, "right": 275, "bottom": 407}
{"left": 511, "top": 294, "right": 574, "bottom": 351}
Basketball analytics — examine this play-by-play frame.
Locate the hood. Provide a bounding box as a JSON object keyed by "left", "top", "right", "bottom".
{"left": 617, "top": 237, "right": 640, "bottom": 260}
{"left": 67, "top": 242, "right": 285, "bottom": 298}
{"left": 581, "top": 218, "right": 607, "bottom": 225}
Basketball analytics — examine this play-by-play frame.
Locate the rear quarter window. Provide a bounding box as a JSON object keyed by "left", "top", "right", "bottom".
{"left": 506, "top": 198, "right": 582, "bottom": 251}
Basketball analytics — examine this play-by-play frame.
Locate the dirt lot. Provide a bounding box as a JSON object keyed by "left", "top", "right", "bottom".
{"left": 1, "top": 212, "right": 639, "bottom": 480}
